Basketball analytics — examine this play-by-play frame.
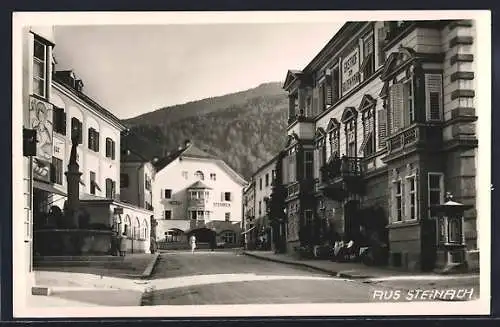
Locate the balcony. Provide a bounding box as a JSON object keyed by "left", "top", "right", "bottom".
{"left": 319, "top": 156, "right": 364, "bottom": 200}
{"left": 286, "top": 180, "right": 315, "bottom": 199}
{"left": 188, "top": 198, "right": 208, "bottom": 208}
{"left": 384, "top": 123, "right": 443, "bottom": 162}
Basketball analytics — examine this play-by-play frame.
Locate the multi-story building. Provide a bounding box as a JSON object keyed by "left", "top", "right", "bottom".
{"left": 281, "top": 20, "right": 478, "bottom": 271}
{"left": 252, "top": 155, "right": 278, "bottom": 249}
{"left": 120, "top": 160, "right": 156, "bottom": 211}
{"left": 19, "top": 26, "right": 57, "bottom": 294}
{"left": 242, "top": 179, "right": 256, "bottom": 249}
{"left": 152, "top": 141, "right": 247, "bottom": 247}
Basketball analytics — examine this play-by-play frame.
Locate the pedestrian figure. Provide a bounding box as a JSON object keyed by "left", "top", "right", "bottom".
{"left": 119, "top": 232, "right": 127, "bottom": 257}
{"left": 190, "top": 234, "right": 197, "bottom": 254}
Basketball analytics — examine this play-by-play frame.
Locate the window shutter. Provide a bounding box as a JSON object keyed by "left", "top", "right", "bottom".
{"left": 312, "top": 88, "right": 319, "bottom": 116}
{"left": 88, "top": 128, "right": 93, "bottom": 150}
{"left": 377, "top": 109, "right": 387, "bottom": 149}
{"left": 111, "top": 140, "right": 116, "bottom": 160}
{"left": 61, "top": 111, "right": 67, "bottom": 135}
{"left": 95, "top": 131, "right": 100, "bottom": 152}
{"left": 325, "top": 77, "right": 333, "bottom": 106}
{"left": 389, "top": 83, "right": 405, "bottom": 133}
{"left": 425, "top": 74, "right": 443, "bottom": 121}
{"left": 319, "top": 84, "right": 325, "bottom": 111}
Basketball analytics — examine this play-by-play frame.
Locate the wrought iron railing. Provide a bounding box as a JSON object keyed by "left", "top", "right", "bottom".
{"left": 320, "top": 156, "right": 363, "bottom": 183}
{"left": 387, "top": 124, "right": 442, "bottom": 153}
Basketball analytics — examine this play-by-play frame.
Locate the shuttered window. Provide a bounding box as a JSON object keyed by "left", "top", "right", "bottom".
{"left": 389, "top": 83, "right": 405, "bottom": 133}
{"left": 425, "top": 74, "right": 443, "bottom": 121}
{"left": 71, "top": 118, "right": 83, "bottom": 144}
{"left": 106, "top": 137, "right": 116, "bottom": 160}
{"left": 377, "top": 109, "right": 387, "bottom": 150}
{"left": 319, "top": 83, "right": 325, "bottom": 111}
{"left": 332, "top": 66, "right": 340, "bottom": 103}
{"left": 362, "top": 33, "right": 375, "bottom": 79}
{"left": 325, "top": 78, "right": 333, "bottom": 106}
{"left": 329, "top": 129, "right": 340, "bottom": 157}
{"left": 52, "top": 107, "right": 66, "bottom": 135}
{"left": 88, "top": 128, "right": 100, "bottom": 152}
{"left": 312, "top": 88, "right": 319, "bottom": 117}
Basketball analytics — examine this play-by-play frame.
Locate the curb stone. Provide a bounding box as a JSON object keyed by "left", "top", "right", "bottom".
{"left": 242, "top": 251, "right": 363, "bottom": 279}
{"left": 141, "top": 253, "right": 161, "bottom": 279}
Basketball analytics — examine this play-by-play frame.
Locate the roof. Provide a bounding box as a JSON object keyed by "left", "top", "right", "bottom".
{"left": 187, "top": 181, "right": 213, "bottom": 190}
{"left": 154, "top": 142, "right": 247, "bottom": 185}
{"left": 53, "top": 71, "right": 126, "bottom": 130}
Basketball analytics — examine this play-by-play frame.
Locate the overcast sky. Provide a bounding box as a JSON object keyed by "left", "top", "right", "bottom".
{"left": 53, "top": 23, "right": 342, "bottom": 119}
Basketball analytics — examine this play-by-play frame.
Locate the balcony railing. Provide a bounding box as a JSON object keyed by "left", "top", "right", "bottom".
{"left": 287, "top": 181, "right": 300, "bottom": 198}
{"left": 386, "top": 123, "right": 443, "bottom": 155}
{"left": 188, "top": 198, "right": 208, "bottom": 207}
{"left": 320, "top": 156, "right": 363, "bottom": 184}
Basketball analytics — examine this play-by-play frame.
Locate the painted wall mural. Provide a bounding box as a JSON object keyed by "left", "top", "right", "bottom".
{"left": 29, "top": 96, "right": 53, "bottom": 182}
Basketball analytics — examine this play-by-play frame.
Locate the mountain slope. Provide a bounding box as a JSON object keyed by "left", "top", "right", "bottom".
{"left": 122, "top": 82, "right": 288, "bottom": 180}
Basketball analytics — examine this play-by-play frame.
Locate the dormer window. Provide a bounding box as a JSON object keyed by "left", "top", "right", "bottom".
{"left": 194, "top": 170, "right": 204, "bottom": 180}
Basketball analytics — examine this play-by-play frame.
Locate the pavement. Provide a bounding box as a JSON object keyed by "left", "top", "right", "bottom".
{"left": 28, "top": 253, "right": 160, "bottom": 307}
{"left": 242, "top": 251, "right": 480, "bottom": 295}
{"left": 25, "top": 249, "right": 480, "bottom": 309}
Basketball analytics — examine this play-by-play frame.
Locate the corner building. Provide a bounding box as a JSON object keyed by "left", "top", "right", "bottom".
{"left": 281, "top": 20, "right": 478, "bottom": 271}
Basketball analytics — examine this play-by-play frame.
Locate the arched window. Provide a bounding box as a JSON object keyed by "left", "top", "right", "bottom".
{"left": 220, "top": 230, "right": 236, "bottom": 244}
{"left": 194, "top": 170, "right": 204, "bottom": 180}
{"left": 143, "top": 219, "right": 148, "bottom": 240}
{"left": 124, "top": 215, "right": 131, "bottom": 237}
{"left": 135, "top": 217, "right": 140, "bottom": 240}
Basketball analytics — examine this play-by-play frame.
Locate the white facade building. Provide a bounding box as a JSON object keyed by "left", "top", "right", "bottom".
{"left": 152, "top": 141, "right": 246, "bottom": 245}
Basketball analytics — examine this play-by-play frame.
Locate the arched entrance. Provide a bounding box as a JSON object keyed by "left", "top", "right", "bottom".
{"left": 165, "top": 228, "right": 185, "bottom": 243}
{"left": 187, "top": 227, "right": 216, "bottom": 243}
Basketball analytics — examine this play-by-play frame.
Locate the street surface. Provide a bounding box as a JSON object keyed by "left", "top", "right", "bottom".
{"left": 148, "top": 250, "right": 477, "bottom": 305}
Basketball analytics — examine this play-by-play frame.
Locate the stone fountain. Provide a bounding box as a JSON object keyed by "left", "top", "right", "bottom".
{"left": 34, "top": 131, "right": 113, "bottom": 257}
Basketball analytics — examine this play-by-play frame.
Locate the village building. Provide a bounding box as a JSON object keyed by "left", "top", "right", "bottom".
{"left": 281, "top": 20, "right": 478, "bottom": 271}
{"left": 152, "top": 141, "right": 247, "bottom": 248}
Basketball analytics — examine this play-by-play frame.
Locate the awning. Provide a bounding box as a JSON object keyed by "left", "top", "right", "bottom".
{"left": 241, "top": 226, "right": 256, "bottom": 235}
{"left": 33, "top": 181, "right": 67, "bottom": 197}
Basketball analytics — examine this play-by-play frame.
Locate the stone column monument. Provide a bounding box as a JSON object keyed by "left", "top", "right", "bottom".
{"left": 65, "top": 131, "right": 82, "bottom": 228}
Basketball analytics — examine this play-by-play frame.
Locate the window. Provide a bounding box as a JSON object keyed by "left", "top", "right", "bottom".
{"left": 105, "top": 138, "right": 116, "bottom": 160}
{"left": 191, "top": 211, "right": 197, "bottom": 220}
{"left": 225, "top": 213, "right": 231, "bottom": 222}
{"left": 182, "top": 171, "right": 188, "bottom": 179}
{"left": 33, "top": 38, "right": 48, "bottom": 98}
{"left": 145, "top": 176, "right": 151, "bottom": 191}
{"left": 331, "top": 66, "right": 340, "bottom": 104}
{"left": 210, "top": 173, "right": 216, "bottom": 181}
{"left": 105, "top": 178, "right": 116, "bottom": 199}
{"left": 360, "top": 104, "right": 376, "bottom": 156}
{"left": 164, "top": 210, "right": 172, "bottom": 220}
{"left": 377, "top": 109, "right": 388, "bottom": 150}
{"left": 164, "top": 189, "right": 172, "bottom": 199}
{"left": 221, "top": 230, "right": 236, "bottom": 244}
{"left": 50, "top": 157, "right": 63, "bottom": 185}
{"left": 71, "top": 118, "right": 83, "bottom": 144}
{"left": 406, "top": 175, "right": 417, "bottom": 220}
{"left": 329, "top": 129, "right": 340, "bottom": 157}
{"left": 197, "top": 211, "right": 205, "bottom": 221}
{"left": 205, "top": 211, "right": 211, "bottom": 220}
{"left": 224, "top": 192, "right": 231, "bottom": 201}
{"left": 120, "top": 173, "right": 129, "bottom": 188}
{"left": 194, "top": 170, "right": 204, "bottom": 180}
{"left": 377, "top": 26, "right": 387, "bottom": 67}
{"left": 361, "top": 33, "right": 375, "bottom": 79}
{"left": 288, "top": 146, "right": 297, "bottom": 182}
{"left": 304, "top": 150, "right": 314, "bottom": 180}
{"left": 90, "top": 171, "right": 96, "bottom": 195}
{"left": 316, "top": 137, "right": 327, "bottom": 180}
{"left": 52, "top": 107, "right": 66, "bottom": 135}
{"left": 259, "top": 178, "right": 262, "bottom": 190}
{"left": 388, "top": 80, "right": 414, "bottom": 133}
{"left": 88, "top": 128, "right": 100, "bottom": 152}
{"left": 271, "top": 170, "right": 276, "bottom": 184}
{"left": 394, "top": 180, "right": 403, "bottom": 222}
{"left": 265, "top": 174, "right": 269, "bottom": 187}
{"left": 428, "top": 173, "right": 444, "bottom": 209}
{"left": 425, "top": 74, "right": 443, "bottom": 121}
{"left": 346, "top": 120, "right": 356, "bottom": 157}
{"left": 259, "top": 201, "right": 262, "bottom": 216}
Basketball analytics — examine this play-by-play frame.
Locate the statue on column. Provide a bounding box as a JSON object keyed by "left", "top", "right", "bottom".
{"left": 69, "top": 130, "right": 79, "bottom": 166}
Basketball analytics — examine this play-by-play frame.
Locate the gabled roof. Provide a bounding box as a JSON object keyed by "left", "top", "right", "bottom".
{"left": 283, "top": 70, "right": 303, "bottom": 90}
{"left": 187, "top": 181, "right": 213, "bottom": 190}
{"left": 154, "top": 143, "right": 247, "bottom": 186}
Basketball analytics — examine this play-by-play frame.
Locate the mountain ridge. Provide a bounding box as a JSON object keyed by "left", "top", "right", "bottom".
{"left": 122, "top": 81, "right": 289, "bottom": 180}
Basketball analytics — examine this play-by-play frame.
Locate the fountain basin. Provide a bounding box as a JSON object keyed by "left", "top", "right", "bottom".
{"left": 34, "top": 228, "right": 113, "bottom": 256}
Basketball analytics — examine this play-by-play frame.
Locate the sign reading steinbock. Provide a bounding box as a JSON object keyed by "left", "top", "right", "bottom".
{"left": 342, "top": 48, "right": 360, "bottom": 95}
{"left": 29, "top": 96, "right": 53, "bottom": 182}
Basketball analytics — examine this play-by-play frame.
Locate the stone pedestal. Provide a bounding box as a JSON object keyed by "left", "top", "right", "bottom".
{"left": 65, "top": 164, "right": 82, "bottom": 227}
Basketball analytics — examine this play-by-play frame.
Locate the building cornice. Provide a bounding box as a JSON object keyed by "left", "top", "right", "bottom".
{"left": 52, "top": 81, "right": 126, "bottom": 132}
